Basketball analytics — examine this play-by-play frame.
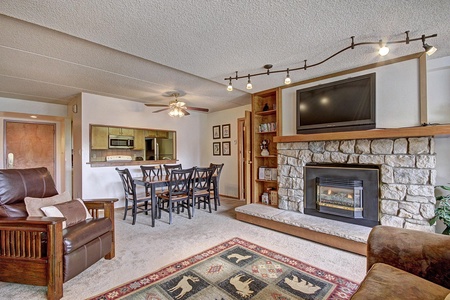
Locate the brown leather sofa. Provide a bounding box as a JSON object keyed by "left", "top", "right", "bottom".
{"left": 0, "top": 167, "right": 116, "bottom": 300}
{"left": 351, "top": 225, "right": 450, "bottom": 299}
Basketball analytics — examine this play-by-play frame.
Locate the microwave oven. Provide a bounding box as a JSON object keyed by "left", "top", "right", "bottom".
{"left": 109, "top": 135, "right": 134, "bottom": 149}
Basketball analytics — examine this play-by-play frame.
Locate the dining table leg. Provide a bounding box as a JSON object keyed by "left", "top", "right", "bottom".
{"left": 150, "top": 184, "right": 156, "bottom": 227}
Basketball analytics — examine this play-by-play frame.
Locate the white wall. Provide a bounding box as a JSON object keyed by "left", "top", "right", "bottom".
{"left": 201, "top": 104, "right": 252, "bottom": 198}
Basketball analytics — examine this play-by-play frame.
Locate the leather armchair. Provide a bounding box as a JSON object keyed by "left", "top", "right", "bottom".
{"left": 351, "top": 225, "right": 450, "bottom": 299}
{"left": 0, "top": 167, "right": 116, "bottom": 300}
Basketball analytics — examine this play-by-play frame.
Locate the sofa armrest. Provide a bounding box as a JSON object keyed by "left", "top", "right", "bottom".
{"left": 367, "top": 225, "right": 450, "bottom": 289}
{"left": 82, "top": 198, "right": 117, "bottom": 259}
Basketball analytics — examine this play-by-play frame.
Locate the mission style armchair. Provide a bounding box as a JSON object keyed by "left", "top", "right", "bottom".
{"left": 0, "top": 167, "right": 116, "bottom": 300}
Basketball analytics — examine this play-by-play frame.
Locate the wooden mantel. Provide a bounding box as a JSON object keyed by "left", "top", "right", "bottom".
{"left": 273, "top": 124, "right": 450, "bottom": 143}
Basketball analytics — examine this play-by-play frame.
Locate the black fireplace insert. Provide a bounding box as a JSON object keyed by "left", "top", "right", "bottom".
{"left": 304, "top": 163, "right": 379, "bottom": 227}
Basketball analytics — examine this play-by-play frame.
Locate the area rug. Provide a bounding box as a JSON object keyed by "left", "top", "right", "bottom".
{"left": 88, "top": 238, "right": 359, "bottom": 300}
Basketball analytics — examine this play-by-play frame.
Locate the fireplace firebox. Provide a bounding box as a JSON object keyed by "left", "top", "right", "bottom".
{"left": 305, "top": 164, "right": 379, "bottom": 227}
{"left": 316, "top": 177, "right": 363, "bottom": 219}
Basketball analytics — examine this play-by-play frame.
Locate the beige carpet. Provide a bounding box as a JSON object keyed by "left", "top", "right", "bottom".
{"left": 0, "top": 198, "right": 366, "bottom": 299}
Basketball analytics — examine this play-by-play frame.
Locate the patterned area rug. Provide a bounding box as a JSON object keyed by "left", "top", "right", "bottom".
{"left": 89, "top": 238, "right": 359, "bottom": 300}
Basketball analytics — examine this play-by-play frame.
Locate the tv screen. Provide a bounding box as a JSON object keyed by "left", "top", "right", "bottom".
{"left": 296, "top": 73, "right": 376, "bottom": 134}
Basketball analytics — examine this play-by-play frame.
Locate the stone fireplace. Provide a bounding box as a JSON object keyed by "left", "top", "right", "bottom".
{"left": 277, "top": 137, "right": 436, "bottom": 232}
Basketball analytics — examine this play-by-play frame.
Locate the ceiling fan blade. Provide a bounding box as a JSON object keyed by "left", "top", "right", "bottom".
{"left": 186, "top": 106, "right": 209, "bottom": 112}
{"left": 152, "top": 107, "right": 170, "bottom": 113}
{"left": 183, "top": 110, "right": 190, "bottom": 116}
{"left": 145, "top": 103, "right": 167, "bottom": 107}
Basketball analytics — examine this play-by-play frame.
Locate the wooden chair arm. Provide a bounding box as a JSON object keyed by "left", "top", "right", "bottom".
{"left": 82, "top": 198, "right": 116, "bottom": 260}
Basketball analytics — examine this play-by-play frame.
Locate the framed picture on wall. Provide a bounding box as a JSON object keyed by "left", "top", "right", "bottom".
{"left": 213, "top": 142, "right": 221, "bottom": 156}
{"left": 222, "top": 124, "right": 231, "bottom": 138}
{"left": 222, "top": 141, "right": 231, "bottom": 156}
{"left": 213, "top": 125, "right": 221, "bottom": 139}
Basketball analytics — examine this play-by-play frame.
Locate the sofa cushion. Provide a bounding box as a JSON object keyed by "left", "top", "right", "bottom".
{"left": 41, "top": 198, "right": 92, "bottom": 229}
{"left": 0, "top": 167, "right": 58, "bottom": 205}
{"left": 351, "top": 263, "right": 450, "bottom": 300}
{"left": 0, "top": 167, "right": 58, "bottom": 217}
{"left": 25, "top": 191, "right": 72, "bottom": 217}
{"left": 62, "top": 218, "right": 112, "bottom": 254}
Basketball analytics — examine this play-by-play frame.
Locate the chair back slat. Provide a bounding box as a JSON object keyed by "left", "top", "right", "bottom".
{"left": 140, "top": 165, "right": 161, "bottom": 177}
{"left": 163, "top": 164, "right": 182, "bottom": 175}
{"left": 115, "top": 168, "right": 136, "bottom": 200}
{"left": 193, "top": 167, "right": 214, "bottom": 192}
{"left": 168, "top": 168, "right": 193, "bottom": 197}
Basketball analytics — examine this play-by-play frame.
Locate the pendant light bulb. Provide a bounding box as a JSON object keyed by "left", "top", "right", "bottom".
{"left": 246, "top": 74, "right": 252, "bottom": 90}
{"left": 284, "top": 68, "right": 291, "bottom": 85}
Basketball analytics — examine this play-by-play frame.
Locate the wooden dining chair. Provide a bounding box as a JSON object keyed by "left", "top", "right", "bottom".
{"left": 209, "top": 163, "right": 224, "bottom": 210}
{"left": 140, "top": 165, "right": 162, "bottom": 196}
{"left": 191, "top": 166, "right": 215, "bottom": 217}
{"left": 163, "top": 163, "right": 182, "bottom": 175}
{"left": 157, "top": 168, "right": 193, "bottom": 224}
{"left": 116, "top": 167, "right": 154, "bottom": 225}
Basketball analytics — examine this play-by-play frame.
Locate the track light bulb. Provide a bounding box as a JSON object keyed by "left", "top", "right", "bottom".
{"left": 423, "top": 44, "right": 437, "bottom": 56}
{"left": 246, "top": 75, "right": 252, "bottom": 90}
{"left": 284, "top": 74, "right": 291, "bottom": 85}
{"left": 227, "top": 79, "right": 233, "bottom": 91}
{"left": 379, "top": 46, "right": 389, "bottom": 56}
{"left": 284, "top": 69, "right": 291, "bottom": 85}
{"left": 378, "top": 40, "right": 389, "bottom": 56}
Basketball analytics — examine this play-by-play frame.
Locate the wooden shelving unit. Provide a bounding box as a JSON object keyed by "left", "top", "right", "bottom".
{"left": 251, "top": 88, "right": 280, "bottom": 206}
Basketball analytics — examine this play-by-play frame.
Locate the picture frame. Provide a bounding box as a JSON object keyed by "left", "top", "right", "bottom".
{"left": 222, "top": 141, "right": 231, "bottom": 156}
{"left": 222, "top": 124, "right": 231, "bottom": 138}
{"left": 213, "top": 142, "right": 221, "bottom": 156}
{"left": 213, "top": 125, "right": 221, "bottom": 139}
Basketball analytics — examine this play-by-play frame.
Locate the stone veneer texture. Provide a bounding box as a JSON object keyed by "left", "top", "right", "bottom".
{"left": 277, "top": 137, "right": 436, "bottom": 232}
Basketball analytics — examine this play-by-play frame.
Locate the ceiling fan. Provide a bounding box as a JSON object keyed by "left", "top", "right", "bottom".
{"left": 144, "top": 92, "right": 209, "bottom": 117}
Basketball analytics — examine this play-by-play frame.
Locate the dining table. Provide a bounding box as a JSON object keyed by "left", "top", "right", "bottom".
{"left": 133, "top": 172, "right": 219, "bottom": 227}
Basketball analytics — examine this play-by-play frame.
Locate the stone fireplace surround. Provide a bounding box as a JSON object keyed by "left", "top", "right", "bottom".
{"left": 277, "top": 137, "right": 436, "bottom": 232}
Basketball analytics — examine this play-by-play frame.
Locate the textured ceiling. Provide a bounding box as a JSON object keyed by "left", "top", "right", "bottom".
{"left": 0, "top": 1, "right": 449, "bottom": 113}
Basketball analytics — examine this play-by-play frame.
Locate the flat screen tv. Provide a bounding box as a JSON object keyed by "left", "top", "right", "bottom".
{"left": 296, "top": 73, "right": 376, "bottom": 134}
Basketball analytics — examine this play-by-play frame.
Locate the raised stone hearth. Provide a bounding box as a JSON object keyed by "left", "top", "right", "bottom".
{"left": 277, "top": 137, "right": 436, "bottom": 232}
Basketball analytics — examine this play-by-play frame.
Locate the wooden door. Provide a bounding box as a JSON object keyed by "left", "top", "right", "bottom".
{"left": 4, "top": 121, "right": 56, "bottom": 179}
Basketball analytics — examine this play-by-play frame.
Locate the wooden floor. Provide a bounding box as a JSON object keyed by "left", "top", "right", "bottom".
{"left": 235, "top": 204, "right": 370, "bottom": 256}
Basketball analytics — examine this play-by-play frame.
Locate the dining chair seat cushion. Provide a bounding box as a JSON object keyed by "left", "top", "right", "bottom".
{"left": 41, "top": 199, "right": 93, "bottom": 229}
{"left": 63, "top": 217, "right": 112, "bottom": 254}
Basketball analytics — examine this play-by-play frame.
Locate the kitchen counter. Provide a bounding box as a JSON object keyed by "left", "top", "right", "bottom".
{"left": 87, "top": 159, "right": 177, "bottom": 168}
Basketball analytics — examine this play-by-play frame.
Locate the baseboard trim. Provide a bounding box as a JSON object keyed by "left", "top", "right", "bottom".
{"left": 236, "top": 211, "right": 367, "bottom": 256}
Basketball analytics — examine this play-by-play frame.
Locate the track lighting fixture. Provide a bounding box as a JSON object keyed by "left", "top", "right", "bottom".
{"left": 422, "top": 34, "right": 437, "bottom": 56}
{"left": 284, "top": 68, "right": 291, "bottom": 85}
{"left": 225, "top": 31, "right": 437, "bottom": 91}
{"left": 246, "top": 74, "right": 252, "bottom": 90}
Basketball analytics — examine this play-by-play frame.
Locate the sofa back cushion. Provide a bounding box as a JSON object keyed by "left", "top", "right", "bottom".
{"left": 0, "top": 167, "right": 58, "bottom": 217}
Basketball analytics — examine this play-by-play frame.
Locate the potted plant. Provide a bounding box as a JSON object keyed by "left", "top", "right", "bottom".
{"left": 429, "top": 185, "right": 450, "bottom": 235}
